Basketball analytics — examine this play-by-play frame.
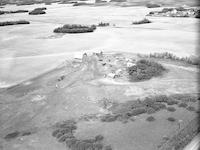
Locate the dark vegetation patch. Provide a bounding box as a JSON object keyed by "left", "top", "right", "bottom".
{"left": 54, "top": 24, "right": 96, "bottom": 33}
{"left": 52, "top": 120, "right": 112, "bottom": 150}
{"left": 167, "top": 117, "right": 176, "bottom": 122}
{"left": 73, "top": 2, "right": 93, "bottom": 6}
{"left": 146, "top": 3, "right": 161, "bottom": 8}
{"left": 132, "top": 18, "right": 151, "bottom": 25}
{"left": 0, "top": 10, "right": 28, "bottom": 15}
{"left": 4, "top": 130, "right": 34, "bottom": 140}
{"left": 146, "top": 116, "right": 155, "bottom": 122}
{"left": 0, "top": 20, "right": 30, "bottom": 26}
{"left": 102, "top": 94, "right": 196, "bottom": 123}
{"left": 166, "top": 100, "right": 179, "bottom": 105}
{"left": 58, "top": 75, "right": 65, "bottom": 81}
{"left": 81, "top": 94, "right": 196, "bottom": 124}
{"left": 4, "top": 131, "right": 20, "bottom": 140}
{"left": 58, "top": 0, "right": 77, "bottom": 4}
{"left": 196, "top": 10, "right": 200, "bottom": 18}
{"left": 127, "top": 59, "right": 166, "bottom": 81}
{"left": 167, "top": 107, "right": 176, "bottom": 112}
{"left": 186, "top": 106, "right": 196, "bottom": 112}
{"left": 98, "top": 22, "right": 110, "bottom": 27}
{"left": 148, "top": 7, "right": 200, "bottom": 18}
{"left": 29, "top": 8, "right": 46, "bottom": 15}
{"left": 178, "top": 102, "right": 188, "bottom": 108}
{"left": 138, "top": 52, "right": 200, "bottom": 66}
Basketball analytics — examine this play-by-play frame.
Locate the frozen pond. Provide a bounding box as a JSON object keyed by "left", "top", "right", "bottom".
{"left": 0, "top": 3, "right": 199, "bottom": 87}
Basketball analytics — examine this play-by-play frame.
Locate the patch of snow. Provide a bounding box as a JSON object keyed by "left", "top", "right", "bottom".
{"left": 124, "top": 86, "right": 144, "bottom": 96}
{"left": 31, "top": 95, "right": 46, "bottom": 102}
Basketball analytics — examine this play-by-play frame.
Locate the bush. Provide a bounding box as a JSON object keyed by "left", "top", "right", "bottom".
{"left": 146, "top": 3, "right": 161, "bottom": 8}
{"left": 166, "top": 100, "right": 179, "bottom": 105}
{"left": 4, "top": 131, "right": 20, "bottom": 140}
{"left": 29, "top": 9, "right": 46, "bottom": 15}
{"left": 178, "top": 102, "right": 188, "bottom": 108}
{"left": 146, "top": 116, "right": 155, "bottom": 122}
{"left": 21, "top": 131, "right": 32, "bottom": 136}
{"left": 95, "top": 135, "right": 104, "bottom": 141}
{"left": 167, "top": 107, "right": 176, "bottom": 112}
{"left": 195, "top": 10, "right": 200, "bottom": 18}
{"left": 0, "top": 20, "right": 30, "bottom": 26}
{"left": 186, "top": 106, "right": 195, "bottom": 111}
{"left": 0, "top": 10, "right": 28, "bottom": 15}
{"left": 167, "top": 117, "right": 176, "bottom": 122}
{"left": 128, "top": 108, "right": 146, "bottom": 116}
{"left": 154, "top": 95, "right": 168, "bottom": 103}
{"left": 100, "top": 114, "right": 118, "bottom": 122}
{"left": 132, "top": 18, "right": 151, "bottom": 25}
{"left": 53, "top": 120, "right": 107, "bottom": 149}
{"left": 54, "top": 24, "right": 96, "bottom": 33}
{"left": 153, "top": 103, "right": 166, "bottom": 110}
{"left": 127, "top": 59, "right": 166, "bottom": 81}
{"left": 98, "top": 22, "right": 109, "bottom": 27}
{"left": 147, "top": 108, "right": 156, "bottom": 114}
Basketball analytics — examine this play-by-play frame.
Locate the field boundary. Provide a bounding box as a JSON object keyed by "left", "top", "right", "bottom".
{"left": 159, "top": 117, "right": 199, "bottom": 150}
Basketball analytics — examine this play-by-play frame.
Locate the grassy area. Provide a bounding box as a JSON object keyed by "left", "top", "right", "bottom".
{"left": 127, "top": 59, "right": 166, "bottom": 82}
{"left": 54, "top": 24, "right": 96, "bottom": 33}
{"left": 132, "top": 18, "right": 151, "bottom": 25}
{"left": 161, "top": 117, "right": 199, "bottom": 150}
{"left": 0, "top": 20, "right": 30, "bottom": 26}
{"left": 96, "top": 94, "right": 198, "bottom": 123}
{"left": 138, "top": 52, "right": 200, "bottom": 66}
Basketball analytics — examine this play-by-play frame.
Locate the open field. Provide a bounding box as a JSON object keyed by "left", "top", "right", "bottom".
{"left": 0, "top": 3, "right": 199, "bottom": 87}
{"left": 0, "top": 52, "right": 199, "bottom": 150}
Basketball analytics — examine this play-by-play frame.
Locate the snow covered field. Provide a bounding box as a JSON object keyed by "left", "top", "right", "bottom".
{"left": 0, "top": 3, "right": 199, "bottom": 87}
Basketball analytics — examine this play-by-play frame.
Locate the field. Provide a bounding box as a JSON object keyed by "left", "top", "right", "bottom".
{"left": 0, "top": 2, "right": 199, "bottom": 150}
{"left": 0, "top": 3, "right": 199, "bottom": 87}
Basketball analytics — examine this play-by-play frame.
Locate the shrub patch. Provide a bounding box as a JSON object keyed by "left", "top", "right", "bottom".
{"left": 52, "top": 120, "right": 112, "bottom": 150}
{"left": 54, "top": 24, "right": 96, "bottom": 33}
{"left": 167, "top": 107, "right": 176, "bottom": 112}
{"left": 146, "top": 116, "right": 156, "bottom": 122}
{"left": 167, "top": 117, "right": 176, "bottom": 122}
{"left": 0, "top": 20, "right": 30, "bottom": 26}
{"left": 127, "top": 59, "right": 166, "bottom": 81}
{"left": 132, "top": 18, "right": 151, "bottom": 25}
